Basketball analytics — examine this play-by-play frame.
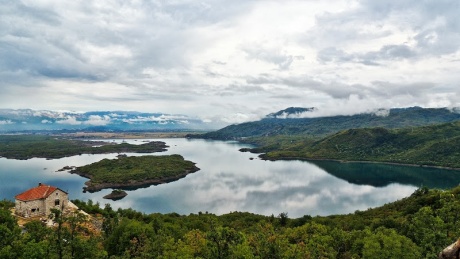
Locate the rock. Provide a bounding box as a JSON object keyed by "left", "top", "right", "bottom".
{"left": 56, "top": 165, "right": 75, "bottom": 172}
{"left": 439, "top": 239, "right": 460, "bottom": 259}
{"left": 103, "top": 190, "right": 128, "bottom": 201}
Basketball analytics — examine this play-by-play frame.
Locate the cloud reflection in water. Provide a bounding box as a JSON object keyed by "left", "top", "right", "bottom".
{"left": 2, "top": 138, "right": 451, "bottom": 218}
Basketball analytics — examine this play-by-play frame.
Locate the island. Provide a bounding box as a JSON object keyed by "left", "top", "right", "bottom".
{"left": 103, "top": 189, "right": 128, "bottom": 200}
{"left": 70, "top": 154, "right": 200, "bottom": 192}
{"left": 0, "top": 135, "right": 168, "bottom": 160}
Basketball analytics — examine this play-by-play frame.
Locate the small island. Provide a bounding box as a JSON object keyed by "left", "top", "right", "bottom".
{"left": 103, "top": 189, "right": 128, "bottom": 200}
{"left": 70, "top": 154, "right": 200, "bottom": 192}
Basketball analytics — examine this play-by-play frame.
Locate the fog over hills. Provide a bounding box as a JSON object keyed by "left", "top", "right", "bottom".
{"left": 2, "top": 107, "right": 460, "bottom": 133}
{"left": 192, "top": 106, "right": 460, "bottom": 140}
{"left": 0, "top": 109, "right": 215, "bottom": 132}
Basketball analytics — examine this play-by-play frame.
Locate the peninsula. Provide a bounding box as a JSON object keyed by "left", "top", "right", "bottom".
{"left": 0, "top": 135, "right": 168, "bottom": 160}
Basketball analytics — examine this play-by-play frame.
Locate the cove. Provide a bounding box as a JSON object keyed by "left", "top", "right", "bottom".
{"left": 1, "top": 138, "right": 460, "bottom": 218}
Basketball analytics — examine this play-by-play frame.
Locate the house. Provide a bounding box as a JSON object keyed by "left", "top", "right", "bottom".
{"left": 15, "top": 183, "right": 68, "bottom": 218}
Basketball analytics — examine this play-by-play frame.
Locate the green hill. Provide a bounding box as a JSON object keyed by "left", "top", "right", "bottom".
{"left": 257, "top": 121, "right": 460, "bottom": 169}
{"left": 190, "top": 107, "right": 460, "bottom": 140}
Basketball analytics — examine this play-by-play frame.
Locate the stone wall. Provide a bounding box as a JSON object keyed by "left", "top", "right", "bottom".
{"left": 44, "top": 189, "right": 68, "bottom": 216}
{"left": 15, "top": 199, "right": 45, "bottom": 217}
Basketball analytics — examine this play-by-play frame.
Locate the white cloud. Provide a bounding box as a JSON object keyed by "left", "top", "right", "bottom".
{"left": 56, "top": 116, "right": 81, "bottom": 125}
{"left": 221, "top": 113, "right": 261, "bottom": 124}
{"left": 0, "top": 120, "right": 14, "bottom": 125}
{"left": 373, "top": 108, "right": 390, "bottom": 117}
{"left": 0, "top": 0, "right": 459, "bottom": 124}
{"left": 83, "top": 115, "right": 111, "bottom": 126}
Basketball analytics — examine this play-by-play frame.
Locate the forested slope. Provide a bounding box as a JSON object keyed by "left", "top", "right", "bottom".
{"left": 256, "top": 121, "right": 460, "bottom": 169}
{"left": 2, "top": 186, "right": 460, "bottom": 258}
{"left": 191, "top": 107, "right": 460, "bottom": 140}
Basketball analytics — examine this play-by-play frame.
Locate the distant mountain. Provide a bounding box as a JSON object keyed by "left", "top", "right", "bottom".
{"left": 265, "top": 107, "right": 316, "bottom": 119}
{"left": 0, "top": 109, "right": 214, "bottom": 132}
{"left": 190, "top": 107, "right": 460, "bottom": 140}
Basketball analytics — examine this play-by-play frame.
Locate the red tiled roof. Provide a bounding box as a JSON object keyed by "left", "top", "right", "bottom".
{"left": 15, "top": 183, "right": 60, "bottom": 201}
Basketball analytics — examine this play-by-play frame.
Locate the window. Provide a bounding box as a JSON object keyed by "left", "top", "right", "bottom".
{"left": 55, "top": 199, "right": 60, "bottom": 206}
{"left": 31, "top": 208, "right": 36, "bottom": 213}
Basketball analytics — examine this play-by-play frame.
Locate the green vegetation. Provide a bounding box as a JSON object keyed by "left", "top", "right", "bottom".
{"left": 190, "top": 107, "right": 460, "bottom": 140}
{"left": 0, "top": 135, "right": 168, "bottom": 159}
{"left": 246, "top": 121, "right": 460, "bottom": 169}
{"left": 2, "top": 186, "right": 460, "bottom": 258}
{"left": 72, "top": 154, "right": 199, "bottom": 192}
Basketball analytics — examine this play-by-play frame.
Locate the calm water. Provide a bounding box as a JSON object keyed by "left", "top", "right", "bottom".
{"left": 1, "top": 138, "right": 460, "bottom": 218}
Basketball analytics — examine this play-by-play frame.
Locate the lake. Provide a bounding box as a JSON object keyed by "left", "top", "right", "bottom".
{"left": 1, "top": 138, "right": 460, "bottom": 218}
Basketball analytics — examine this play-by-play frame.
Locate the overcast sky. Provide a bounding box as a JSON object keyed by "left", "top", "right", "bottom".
{"left": 1, "top": 0, "right": 459, "bottom": 124}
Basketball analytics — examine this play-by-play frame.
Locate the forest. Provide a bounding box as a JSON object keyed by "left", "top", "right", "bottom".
{"left": 1, "top": 185, "right": 459, "bottom": 258}
{"left": 244, "top": 121, "right": 460, "bottom": 169}
{"left": 192, "top": 107, "right": 460, "bottom": 140}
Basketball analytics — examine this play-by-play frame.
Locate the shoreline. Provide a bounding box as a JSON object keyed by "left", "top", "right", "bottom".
{"left": 0, "top": 139, "right": 169, "bottom": 160}
{"left": 66, "top": 132, "right": 199, "bottom": 139}
{"left": 71, "top": 167, "right": 200, "bottom": 193}
{"left": 258, "top": 154, "right": 460, "bottom": 171}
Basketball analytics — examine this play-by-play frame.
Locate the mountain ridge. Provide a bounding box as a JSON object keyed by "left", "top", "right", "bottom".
{"left": 190, "top": 106, "right": 460, "bottom": 140}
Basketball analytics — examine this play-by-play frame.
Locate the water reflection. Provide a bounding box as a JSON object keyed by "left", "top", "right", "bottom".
{"left": 1, "top": 139, "right": 458, "bottom": 217}
{"left": 308, "top": 160, "right": 460, "bottom": 189}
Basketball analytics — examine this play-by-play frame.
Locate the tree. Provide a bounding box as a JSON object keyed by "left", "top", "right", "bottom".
{"left": 207, "top": 226, "right": 244, "bottom": 259}
{"left": 278, "top": 212, "right": 289, "bottom": 227}
{"left": 104, "top": 218, "right": 154, "bottom": 257}
{"left": 64, "top": 211, "right": 89, "bottom": 258}
{"left": 0, "top": 208, "right": 21, "bottom": 258}
{"left": 49, "top": 208, "right": 64, "bottom": 259}
{"left": 361, "top": 227, "right": 421, "bottom": 259}
{"left": 407, "top": 206, "right": 448, "bottom": 257}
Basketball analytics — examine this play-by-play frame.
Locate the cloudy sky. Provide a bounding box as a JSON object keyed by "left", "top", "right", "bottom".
{"left": 1, "top": 0, "right": 459, "bottom": 125}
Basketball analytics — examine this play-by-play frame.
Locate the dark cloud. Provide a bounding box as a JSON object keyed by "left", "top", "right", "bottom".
{"left": 310, "top": 0, "right": 460, "bottom": 62}
{"left": 245, "top": 73, "right": 441, "bottom": 103}
{"left": 370, "top": 81, "right": 435, "bottom": 98}
{"left": 1, "top": 1, "right": 61, "bottom": 26}
{"left": 246, "top": 74, "right": 367, "bottom": 99}
{"left": 318, "top": 44, "right": 417, "bottom": 65}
